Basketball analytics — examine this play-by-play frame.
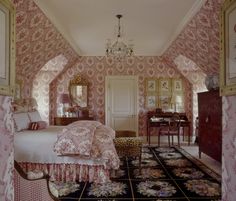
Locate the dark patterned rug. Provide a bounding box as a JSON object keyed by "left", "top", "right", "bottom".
{"left": 59, "top": 146, "right": 221, "bottom": 201}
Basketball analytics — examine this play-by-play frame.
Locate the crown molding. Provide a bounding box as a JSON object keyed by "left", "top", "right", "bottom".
{"left": 159, "top": 0, "right": 207, "bottom": 56}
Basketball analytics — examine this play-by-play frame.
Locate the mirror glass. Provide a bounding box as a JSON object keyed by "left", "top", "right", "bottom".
{"left": 69, "top": 75, "right": 88, "bottom": 108}
{"left": 70, "top": 85, "right": 88, "bottom": 107}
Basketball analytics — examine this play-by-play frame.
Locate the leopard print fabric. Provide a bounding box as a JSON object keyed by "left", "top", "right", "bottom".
{"left": 114, "top": 137, "right": 142, "bottom": 158}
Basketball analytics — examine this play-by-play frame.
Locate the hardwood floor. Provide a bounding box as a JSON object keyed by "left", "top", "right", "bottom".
{"left": 181, "top": 144, "right": 221, "bottom": 175}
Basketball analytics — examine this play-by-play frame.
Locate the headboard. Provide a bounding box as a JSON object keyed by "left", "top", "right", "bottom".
{"left": 12, "top": 98, "right": 38, "bottom": 113}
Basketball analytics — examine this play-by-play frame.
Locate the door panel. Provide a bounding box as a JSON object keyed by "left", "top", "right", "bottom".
{"left": 106, "top": 76, "right": 138, "bottom": 133}
{"left": 112, "top": 116, "right": 135, "bottom": 131}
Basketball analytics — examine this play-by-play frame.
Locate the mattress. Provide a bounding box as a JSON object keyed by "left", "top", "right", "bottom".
{"left": 14, "top": 126, "right": 106, "bottom": 166}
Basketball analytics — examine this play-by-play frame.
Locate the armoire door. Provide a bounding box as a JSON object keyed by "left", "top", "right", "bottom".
{"left": 105, "top": 76, "right": 138, "bottom": 134}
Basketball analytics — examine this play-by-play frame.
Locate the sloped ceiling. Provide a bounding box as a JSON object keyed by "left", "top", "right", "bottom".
{"left": 33, "top": 0, "right": 205, "bottom": 56}
{"left": 13, "top": 0, "right": 78, "bottom": 80}
{"left": 13, "top": 0, "right": 223, "bottom": 82}
{"left": 163, "top": 0, "right": 224, "bottom": 76}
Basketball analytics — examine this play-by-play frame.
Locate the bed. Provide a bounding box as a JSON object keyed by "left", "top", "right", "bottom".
{"left": 14, "top": 114, "right": 120, "bottom": 183}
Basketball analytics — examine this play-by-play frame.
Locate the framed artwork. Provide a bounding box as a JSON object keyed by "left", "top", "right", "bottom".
{"left": 159, "top": 95, "right": 171, "bottom": 111}
{"left": 220, "top": 0, "right": 236, "bottom": 96}
{"left": 0, "top": 0, "right": 15, "bottom": 96}
{"left": 146, "top": 79, "right": 157, "bottom": 92}
{"left": 159, "top": 78, "right": 171, "bottom": 94}
{"left": 172, "top": 79, "right": 183, "bottom": 92}
{"left": 145, "top": 77, "right": 185, "bottom": 111}
{"left": 146, "top": 95, "right": 156, "bottom": 108}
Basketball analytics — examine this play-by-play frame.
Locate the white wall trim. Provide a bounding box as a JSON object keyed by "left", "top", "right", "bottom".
{"left": 160, "top": 0, "right": 207, "bottom": 56}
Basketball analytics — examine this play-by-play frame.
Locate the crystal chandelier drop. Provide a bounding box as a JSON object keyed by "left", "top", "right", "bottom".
{"left": 106, "top": 14, "right": 134, "bottom": 61}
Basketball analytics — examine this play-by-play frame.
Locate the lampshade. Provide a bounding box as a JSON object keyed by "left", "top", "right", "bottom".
{"left": 175, "top": 95, "right": 182, "bottom": 103}
{"left": 29, "top": 97, "right": 38, "bottom": 107}
{"left": 59, "top": 93, "right": 70, "bottom": 104}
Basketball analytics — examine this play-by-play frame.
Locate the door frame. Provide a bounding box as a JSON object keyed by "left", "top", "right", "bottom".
{"left": 105, "top": 75, "right": 139, "bottom": 135}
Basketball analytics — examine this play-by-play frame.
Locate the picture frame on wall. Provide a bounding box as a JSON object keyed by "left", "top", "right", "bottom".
{"left": 172, "top": 79, "right": 183, "bottom": 92}
{"left": 0, "top": 0, "right": 15, "bottom": 96}
{"left": 159, "top": 95, "right": 171, "bottom": 111}
{"left": 146, "top": 79, "right": 157, "bottom": 92}
{"left": 146, "top": 95, "right": 157, "bottom": 108}
{"left": 159, "top": 78, "right": 171, "bottom": 94}
{"left": 220, "top": 0, "right": 236, "bottom": 96}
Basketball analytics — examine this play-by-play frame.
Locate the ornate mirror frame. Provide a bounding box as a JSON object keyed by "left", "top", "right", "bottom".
{"left": 69, "top": 74, "right": 88, "bottom": 108}
{"left": 0, "top": 0, "right": 15, "bottom": 96}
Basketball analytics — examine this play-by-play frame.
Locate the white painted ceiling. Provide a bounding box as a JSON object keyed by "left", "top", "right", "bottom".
{"left": 34, "top": 0, "right": 206, "bottom": 56}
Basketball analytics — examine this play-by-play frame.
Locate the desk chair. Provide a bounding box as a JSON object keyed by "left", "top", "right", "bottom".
{"left": 158, "top": 113, "right": 181, "bottom": 147}
{"left": 14, "top": 160, "right": 58, "bottom": 201}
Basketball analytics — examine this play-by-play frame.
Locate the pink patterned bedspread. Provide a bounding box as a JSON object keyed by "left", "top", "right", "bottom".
{"left": 53, "top": 121, "right": 119, "bottom": 170}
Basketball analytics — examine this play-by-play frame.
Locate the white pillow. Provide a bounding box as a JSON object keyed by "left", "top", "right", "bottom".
{"left": 13, "top": 113, "right": 31, "bottom": 132}
{"left": 28, "top": 111, "right": 42, "bottom": 122}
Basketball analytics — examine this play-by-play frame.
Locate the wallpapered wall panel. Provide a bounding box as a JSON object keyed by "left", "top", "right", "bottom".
{"left": 0, "top": 96, "right": 14, "bottom": 201}
{"left": 50, "top": 56, "right": 192, "bottom": 136}
{"left": 174, "top": 55, "right": 207, "bottom": 134}
{"left": 12, "top": 0, "right": 79, "bottom": 97}
{"left": 222, "top": 96, "right": 236, "bottom": 201}
{"left": 163, "top": 0, "right": 224, "bottom": 76}
{"left": 1, "top": 0, "right": 233, "bottom": 200}
{"left": 32, "top": 55, "right": 68, "bottom": 123}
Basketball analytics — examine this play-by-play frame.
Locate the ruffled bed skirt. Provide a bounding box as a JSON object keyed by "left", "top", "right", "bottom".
{"left": 19, "top": 162, "right": 111, "bottom": 183}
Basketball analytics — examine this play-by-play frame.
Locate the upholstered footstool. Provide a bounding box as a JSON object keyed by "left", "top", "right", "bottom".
{"left": 114, "top": 136, "right": 142, "bottom": 173}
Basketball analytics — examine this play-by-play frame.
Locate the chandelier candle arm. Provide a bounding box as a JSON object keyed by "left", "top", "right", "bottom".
{"left": 105, "top": 14, "right": 134, "bottom": 61}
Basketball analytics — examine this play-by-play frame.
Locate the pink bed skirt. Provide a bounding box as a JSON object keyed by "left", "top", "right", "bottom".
{"left": 19, "top": 162, "right": 111, "bottom": 183}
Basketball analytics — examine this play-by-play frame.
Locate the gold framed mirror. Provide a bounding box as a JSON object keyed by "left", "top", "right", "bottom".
{"left": 69, "top": 74, "right": 88, "bottom": 108}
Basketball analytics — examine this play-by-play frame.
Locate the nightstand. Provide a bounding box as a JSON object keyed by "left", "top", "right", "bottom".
{"left": 54, "top": 116, "right": 94, "bottom": 126}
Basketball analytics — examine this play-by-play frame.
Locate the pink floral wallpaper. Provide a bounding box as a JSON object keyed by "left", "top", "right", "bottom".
{"left": 163, "top": 0, "right": 224, "bottom": 75}
{"left": 50, "top": 56, "right": 193, "bottom": 137}
{"left": 32, "top": 55, "right": 68, "bottom": 123}
{"left": 0, "top": 96, "right": 14, "bottom": 201}
{"left": 174, "top": 55, "right": 207, "bottom": 135}
{"left": 0, "top": 0, "right": 234, "bottom": 200}
{"left": 222, "top": 96, "right": 236, "bottom": 201}
{"left": 12, "top": 0, "right": 78, "bottom": 96}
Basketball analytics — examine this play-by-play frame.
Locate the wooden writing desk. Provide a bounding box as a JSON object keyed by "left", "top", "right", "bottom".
{"left": 146, "top": 111, "right": 191, "bottom": 145}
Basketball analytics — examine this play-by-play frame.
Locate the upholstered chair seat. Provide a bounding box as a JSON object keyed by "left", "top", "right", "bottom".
{"left": 114, "top": 130, "right": 142, "bottom": 173}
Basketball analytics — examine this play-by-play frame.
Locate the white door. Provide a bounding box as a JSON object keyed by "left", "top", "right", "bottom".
{"left": 105, "top": 76, "right": 138, "bottom": 134}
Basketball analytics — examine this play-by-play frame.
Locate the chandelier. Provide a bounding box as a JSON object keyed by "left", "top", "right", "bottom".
{"left": 105, "top": 14, "right": 134, "bottom": 61}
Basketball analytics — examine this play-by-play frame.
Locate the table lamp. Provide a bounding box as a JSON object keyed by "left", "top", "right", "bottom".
{"left": 59, "top": 93, "right": 70, "bottom": 117}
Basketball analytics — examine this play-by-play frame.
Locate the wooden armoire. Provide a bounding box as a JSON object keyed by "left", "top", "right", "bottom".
{"left": 197, "top": 90, "right": 222, "bottom": 162}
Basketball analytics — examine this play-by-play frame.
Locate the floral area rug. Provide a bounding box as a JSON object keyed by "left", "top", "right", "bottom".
{"left": 59, "top": 146, "right": 221, "bottom": 201}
